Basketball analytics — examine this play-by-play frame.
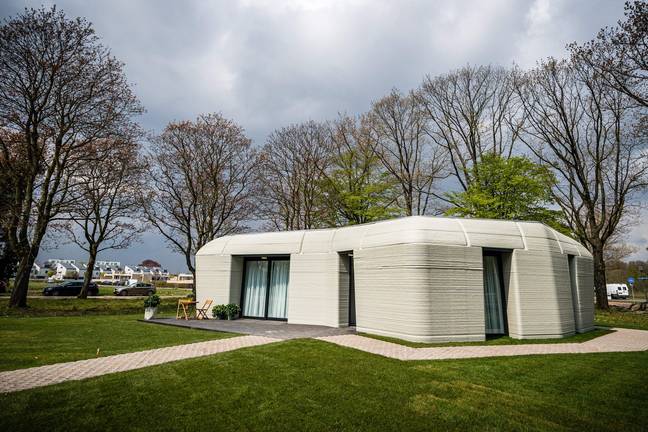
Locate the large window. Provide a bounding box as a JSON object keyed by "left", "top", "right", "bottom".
{"left": 241, "top": 257, "right": 289, "bottom": 320}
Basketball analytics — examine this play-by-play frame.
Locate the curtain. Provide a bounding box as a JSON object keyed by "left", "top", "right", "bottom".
{"left": 267, "top": 260, "right": 289, "bottom": 319}
{"left": 243, "top": 261, "right": 268, "bottom": 317}
{"left": 483, "top": 255, "right": 505, "bottom": 334}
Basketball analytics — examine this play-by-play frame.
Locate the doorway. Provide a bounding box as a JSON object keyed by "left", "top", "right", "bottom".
{"left": 340, "top": 252, "right": 356, "bottom": 326}
{"left": 241, "top": 257, "right": 290, "bottom": 320}
{"left": 483, "top": 251, "right": 508, "bottom": 335}
{"left": 348, "top": 254, "right": 356, "bottom": 326}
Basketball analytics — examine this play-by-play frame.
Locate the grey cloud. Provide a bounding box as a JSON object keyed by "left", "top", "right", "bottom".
{"left": 2, "top": 0, "right": 640, "bottom": 271}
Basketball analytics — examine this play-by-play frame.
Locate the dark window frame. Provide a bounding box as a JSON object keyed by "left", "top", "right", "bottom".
{"left": 240, "top": 255, "right": 290, "bottom": 321}
{"left": 482, "top": 249, "right": 509, "bottom": 336}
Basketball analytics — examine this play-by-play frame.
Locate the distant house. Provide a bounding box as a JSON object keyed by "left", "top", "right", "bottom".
{"left": 45, "top": 258, "right": 76, "bottom": 267}
{"left": 124, "top": 265, "right": 153, "bottom": 282}
{"left": 30, "top": 263, "right": 48, "bottom": 279}
{"left": 96, "top": 260, "right": 121, "bottom": 269}
{"left": 78, "top": 262, "right": 101, "bottom": 279}
{"left": 167, "top": 273, "right": 194, "bottom": 288}
{"left": 54, "top": 262, "right": 80, "bottom": 280}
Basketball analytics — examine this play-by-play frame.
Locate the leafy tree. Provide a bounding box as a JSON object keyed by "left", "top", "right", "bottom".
{"left": 446, "top": 154, "right": 568, "bottom": 233}
{"left": 139, "top": 259, "right": 162, "bottom": 268}
{"left": 319, "top": 116, "right": 400, "bottom": 225}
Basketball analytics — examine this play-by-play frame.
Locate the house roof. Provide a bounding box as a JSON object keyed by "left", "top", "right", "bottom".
{"left": 196, "top": 216, "right": 591, "bottom": 258}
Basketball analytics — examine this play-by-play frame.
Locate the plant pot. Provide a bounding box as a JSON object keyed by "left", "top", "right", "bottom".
{"left": 227, "top": 314, "right": 237, "bottom": 320}
{"left": 144, "top": 306, "right": 158, "bottom": 320}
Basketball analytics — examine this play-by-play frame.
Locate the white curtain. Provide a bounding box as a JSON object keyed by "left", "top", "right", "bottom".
{"left": 267, "top": 260, "right": 289, "bottom": 319}
{"left": 243, "top": 261, "right": 268, "bottom": 317}
{"left": 483, "top": 255, "right": 505, "bottom": 334}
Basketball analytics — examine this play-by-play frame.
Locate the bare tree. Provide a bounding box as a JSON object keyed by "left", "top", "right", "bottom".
{"left": 571, "top": 1, "right": 648, "bottom": 107}
{"left": 0, "top": 7, "right": 143, "bottom": 307}
{"left": 63, "top": 138, "right": 146, "bottom": 298}
{"left": 417, "top": 65, "right": 523, "bottom": 191}
{"left": 144, "top": 113, "right": 258, "bottom": 279}
{"left": 259, "top": 121, "right": 332, "bottom": 230}
{"left": 515, "top": 57, "right": 648, "bottom": 309}
{"left": 366, "top": 89, "right": 446, "bottom": 216}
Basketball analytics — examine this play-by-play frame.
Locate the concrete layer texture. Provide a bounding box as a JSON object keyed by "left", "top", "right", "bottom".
{"left": 196, "top": 216, "right": 594, "bottom": 343}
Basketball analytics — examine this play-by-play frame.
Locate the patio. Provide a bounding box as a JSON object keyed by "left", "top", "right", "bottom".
{"left": 145, "top": 318, "right": 356, "bottom": 340}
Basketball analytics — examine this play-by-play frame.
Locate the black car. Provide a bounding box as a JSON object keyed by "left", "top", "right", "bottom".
{"left": 43, "top": 281, "right": 99, "bottom": 296}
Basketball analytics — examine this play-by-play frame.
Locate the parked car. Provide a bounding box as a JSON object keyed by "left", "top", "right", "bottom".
{"left": 606, "top": 283, "right": 629, "bottom": 299}
{"left": 43, "top": 280, "right": 99, "bottom": 296}
{"left": 113, "top": 282, "right": 155, "bottom": 296}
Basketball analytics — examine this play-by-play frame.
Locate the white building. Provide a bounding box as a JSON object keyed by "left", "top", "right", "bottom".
{"left": 196, "top": 216, "right": 595, "bottom": 343}
{"left": 167, "top": 273, "right": 194, "bottom": 287}
{"left": 54, "top": 262, "right": 80, "bottom": 280}
{"left": 30, "top": 263, "right": 48, "bottom": 279}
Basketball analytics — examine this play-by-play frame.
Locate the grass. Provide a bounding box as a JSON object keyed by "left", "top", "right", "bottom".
{"left": 359, "top": 328, "right": 612, "bottom": 348}
{"left": 0, "top": 297, "right": 185, "bottom": 317}
{"left": 0, "top": 314, "right": 235, "bottom": 371}
{"left": 595, "top": 308, "right": 648, "bottom": 330}
{"left": 0, "top": 339, "right": 646, "bottom": 431}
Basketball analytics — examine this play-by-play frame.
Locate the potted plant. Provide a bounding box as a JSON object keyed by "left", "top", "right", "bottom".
{"left": 212, "top": 304, "right": 227, "bottom": 320}
{"left": 225, "top": 303, "right": 241, "bottom": 320}
{"left": 143, "top": 294, "right": 161, "bottom": 320}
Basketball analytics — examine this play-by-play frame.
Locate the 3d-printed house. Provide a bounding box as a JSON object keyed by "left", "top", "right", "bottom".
{"left": 195, "top": 216, "right": 594, "bottom": 342}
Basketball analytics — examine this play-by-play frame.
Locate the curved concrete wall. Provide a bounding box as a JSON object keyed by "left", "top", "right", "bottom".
{"left": 195, "top": 216, "right": 595, "bottom": 342}
{"left": 354, "top": 244, "right": 484, "bottom": 342}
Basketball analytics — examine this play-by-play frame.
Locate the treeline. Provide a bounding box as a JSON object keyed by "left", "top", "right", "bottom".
{"left": 1, "top": 4, "right": 647, "bottom": 309}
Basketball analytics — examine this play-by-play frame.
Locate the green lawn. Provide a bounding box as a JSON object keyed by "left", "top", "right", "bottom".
{"left": 0, "top": 339, "right": 646, "bottom": 431}
{"left": 0, "top": 314, "right": 235, "bottom": 371}
{"left": 595, "top": 308, "right": 648, "bottom": 330}
{"left": 359, "top": 328, "right": 612, "bottom": 348}
{"left": 0, "top": 297, "right": 185, "bottom": 317}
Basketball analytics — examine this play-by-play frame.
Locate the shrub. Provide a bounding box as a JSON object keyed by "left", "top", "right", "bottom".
{"left": 225, "top": 303, "right": 241, "bottom": 320}
{"left": 143, "top": 294, "right": 161, "bottom": 308}
{"left": 212, "top": 304, "right": 227, "bottom": 319}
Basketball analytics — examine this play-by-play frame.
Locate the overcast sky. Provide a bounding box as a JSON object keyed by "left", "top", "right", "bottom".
{"left": 2, "top": 0, "right": 646, "bottom": 272}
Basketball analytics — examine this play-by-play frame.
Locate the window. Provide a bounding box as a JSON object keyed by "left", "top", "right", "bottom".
{"left": 241, "top": 257, "right": 290, "bottom": 320}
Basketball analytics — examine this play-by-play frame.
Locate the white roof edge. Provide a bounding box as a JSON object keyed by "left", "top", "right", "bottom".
{"left": 196, "top": 216, "right": 592, "bottom": 257}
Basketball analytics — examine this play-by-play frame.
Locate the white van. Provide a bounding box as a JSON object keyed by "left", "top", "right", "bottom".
{"left": 606, "top": 283, "right": 629, "bottom": 299}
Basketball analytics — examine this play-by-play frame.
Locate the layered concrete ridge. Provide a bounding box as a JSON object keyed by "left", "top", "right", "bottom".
{"left": 196, "top": 216, "right": 591, "bottom": 257}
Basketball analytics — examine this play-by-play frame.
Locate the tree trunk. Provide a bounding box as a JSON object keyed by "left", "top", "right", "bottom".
{"left": 191, "top": 268, "right": 197, "bottom": 297}
{"left": 78, "top": 248, "right": 97, "bottom": 299}
{"left": 592, "top": 246, "right": 609, "bottom": 310}
{"left": 9, "top": 251, "right": 37, "bottom": 308}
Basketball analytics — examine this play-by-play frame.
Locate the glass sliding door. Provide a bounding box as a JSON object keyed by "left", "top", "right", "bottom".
{"left": 267, "top": 260, "right": 289, "bottom": 319}
{"left": 241, "top": 257, "right": 289, "bottom": 320}
{"left": 483, "top": 254, "right": 506, "bottom": 335}
{"left": 242, "top": 260, "right": 269, "bottom": 318}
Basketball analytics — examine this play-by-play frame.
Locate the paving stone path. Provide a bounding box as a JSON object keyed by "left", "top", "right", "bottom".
{"left": 317, "top": 327, "right": 648, "bottom": 360}
{"left": 0, "top": 335, "right": 278, "bottom": 393}
{"left": 2, "top": 328, "right": 647, "bottom": 394}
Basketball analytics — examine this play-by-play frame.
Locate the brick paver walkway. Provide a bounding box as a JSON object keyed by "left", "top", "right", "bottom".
{"left": 0, "top": 335, "right": 277, "bottom": 393}
{"left": 317, "top": 327, "right": 648, "bottom": 360}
